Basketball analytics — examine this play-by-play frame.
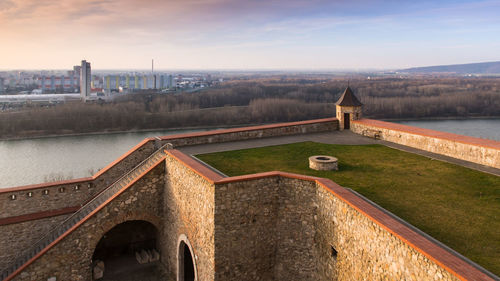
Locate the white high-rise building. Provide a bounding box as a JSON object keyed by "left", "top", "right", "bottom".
{"left": 80, "top": 60, "right": 91, "bottom": 100}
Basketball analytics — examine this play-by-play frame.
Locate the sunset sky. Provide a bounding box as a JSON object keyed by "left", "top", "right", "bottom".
{"left": 1, "top": 0, "right": 499, "bottom": 70}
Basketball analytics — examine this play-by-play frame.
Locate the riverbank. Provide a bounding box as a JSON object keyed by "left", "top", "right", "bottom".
{"left": 3, "top": 116, "right": 500, "bottom": 141}
{"left": 0, "top": 123, "right": 264, "bottom": 141}
{"left": 1, "top": 118, "right": 499, "bottom": 188}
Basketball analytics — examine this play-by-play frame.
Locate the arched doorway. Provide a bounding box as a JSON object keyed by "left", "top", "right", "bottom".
{"left": 177, "top": 235, "right": 197, "bottom": 281}
{"left": 92, "top": 220, "right": 161, "bottom": 280}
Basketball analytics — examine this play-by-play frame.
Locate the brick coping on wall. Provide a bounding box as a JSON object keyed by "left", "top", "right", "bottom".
{"left": 1, "top": 118, "right": 338, "bottom": 194}
{"left": 165, "top": 148, "right": 496, "bottom": 281}
{"left": 159, "top": 117, "right": 338, "bottom": 141}
{"left": 2, "top": 155, "right": 167, "bottom": 281}
{"left": 0, "top": 177, "right": 93, "bottom": 194}
{"left": 1, "top": 118, "right": 339, "bottom": 280}
{"left": 0, "top": 138, "right": 155, "bottom": 194}
{"left": 352, "top": 119, "right": 500, "bottom": 150}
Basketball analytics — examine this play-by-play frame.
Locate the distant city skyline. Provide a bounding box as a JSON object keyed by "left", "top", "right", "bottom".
{"left": 1, "top": 0, "right": 499, "bottom": 70}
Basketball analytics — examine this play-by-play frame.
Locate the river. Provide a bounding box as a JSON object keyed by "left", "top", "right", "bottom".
{"left": 393, "top": 118, "right": 500, "bottom": 141}
{"left": 0, "top": 129, "right": 204, "bottom": 189}
{"left": 1, "top": 119, "right": 499, "bottom": 189}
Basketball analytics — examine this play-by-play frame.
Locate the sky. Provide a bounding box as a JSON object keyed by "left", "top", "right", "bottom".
{"left": 1, "top": 0, "right": 500, "bottom": 70}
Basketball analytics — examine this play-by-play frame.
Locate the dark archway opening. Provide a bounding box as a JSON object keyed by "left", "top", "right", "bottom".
{"left": 178, "top": 241, "right": 195, "bottom": 281}
{"left": 92, "top": 220, "right": 161, "bottom": 281}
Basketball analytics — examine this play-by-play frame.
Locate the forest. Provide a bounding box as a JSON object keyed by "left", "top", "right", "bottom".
{"left": 1, "top": 76, "right": 499, "bottom": 139}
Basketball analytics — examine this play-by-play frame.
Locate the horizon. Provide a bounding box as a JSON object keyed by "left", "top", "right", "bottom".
{"left": 2, "top": 60, "right": 500, "bottom": 72}
{"left": 1, "top": 0, "right": 500, "bottom": 70}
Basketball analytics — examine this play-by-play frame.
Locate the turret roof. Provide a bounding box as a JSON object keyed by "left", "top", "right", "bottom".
{"left": 335, "top": 87, "right": 363, "bottom": 106}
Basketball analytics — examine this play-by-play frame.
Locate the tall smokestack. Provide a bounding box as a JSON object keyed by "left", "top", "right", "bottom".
{"left": 152, "top": 59, "right": 156, "bottom": 89}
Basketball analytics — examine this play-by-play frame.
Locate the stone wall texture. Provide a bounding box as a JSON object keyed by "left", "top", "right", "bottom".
{"left": 0, "top": 118, "right": 338, "bottom": 279}
{"left": 213, "top": 177, "right": 318, "bottom": 280}
{"left": 315, "top": 182, "right": 460, "bottom": 281}
{"left": 1, "top": 118, "right": 337, "bottom": 221}
{"left": 0, "top": 138, "right": 156, "bottom": 219}
{"left": 161, "top": 118, "right": 339, "bottom": 147}
{"left": 0, "top": 179, "right": 93, "bottom": 219}
{"left": 336, "top": 105, "right": 362, "bottom": 130}
{"left": 163, "top": 154, "right": 216, "bottom": 281}
{"left": 211, "top": 172, "right": 470, "bottom": 280}
{"left": 3, "top": 118, "right": 498, "bottom": 281}
{"left": 351, "top": 119, "right": 500, "bottom": 169}
{"left": 9, "top": 164, "right": 165, "bottom": 281}
{"left": 0, "top": 213, "right": 71, "bottom": 271}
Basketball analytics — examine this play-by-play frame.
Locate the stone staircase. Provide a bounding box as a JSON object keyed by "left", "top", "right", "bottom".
{"left": 1, "top": 146, "right": 167, "bottom": 281}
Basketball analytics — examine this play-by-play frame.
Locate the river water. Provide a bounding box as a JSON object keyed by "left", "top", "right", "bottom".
{"left": 1, "top": 119, "right": 499, "bottom": 189}
{"left": 393, "top": 119, "right": 500, "bottom": 141}
{"left": 0, "top": 129, "right": 204, "bottom": 188}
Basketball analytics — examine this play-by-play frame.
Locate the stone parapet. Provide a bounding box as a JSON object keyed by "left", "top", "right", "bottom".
{"left": 351, "top": 119, "right": 500, "bottom": 169}
{"left": 1, "top": 118, "right": 337, "bottom": 221}
{"left": 3, "top": 117, "right": 499, "bottom": 280}
{"left": 7, "top": 161, "right": 166, "bottom": 281}
{"left": 165, "top": 149, "right": 496, "bottom": 281}
{"left": 0, "top": 138, "right": 156, "bottom": 219}
{"left": 0, "top": 213, "right": 72, "bottom": 271}
{"left": 0, "top": 179, "right": 92, "bottom": 219}
{"left": 164, "top": 152, "right": 216, "bottom": 281}
{"left": 160, "top": 118, "right": 339, "bottom": 147}
{"left": 4, "top": 145, "right": 497, "bottom": 281}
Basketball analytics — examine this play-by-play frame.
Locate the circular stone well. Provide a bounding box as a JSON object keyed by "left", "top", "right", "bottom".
{"left": 309, "top": 155, "right": 338, "bottom": 171}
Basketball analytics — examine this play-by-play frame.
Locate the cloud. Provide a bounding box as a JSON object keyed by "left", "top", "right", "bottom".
{"left": 0, "top": 0, "right": 15, "bottom": 11}
{"left": 1, "top": 0, "right": 499, "bottom": 69}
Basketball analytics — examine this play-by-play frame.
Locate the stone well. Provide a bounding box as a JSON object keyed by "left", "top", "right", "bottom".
{"left": 309, "top": 155, "right": 338, "bottom": 171}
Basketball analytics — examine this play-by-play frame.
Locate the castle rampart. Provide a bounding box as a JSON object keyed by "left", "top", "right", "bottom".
{"left": 8, "top": 160, "right": 165, "bottom": 281}
{"left": 165, "top": 149, "right": 490, "bottom": 280}
{"left": 1, "top": 116, "right": 498, "bottom": 281}
{"left": 0, "top": 117, "right": 338, "bottom": 220}
{"left": 351, "top": 119, "right": 500, "bottom": 169}
{"left": 0, "top": 138, "right": 157, "bottom": 219}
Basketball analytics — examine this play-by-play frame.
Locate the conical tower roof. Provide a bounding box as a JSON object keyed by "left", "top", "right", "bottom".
{"left": 335, "top": 87, "right": 363, "bottom": 106}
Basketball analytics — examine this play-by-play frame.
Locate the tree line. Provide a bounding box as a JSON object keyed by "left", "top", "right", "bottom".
{"left": 0, "top": 76, "right": 498, "bottom": 138}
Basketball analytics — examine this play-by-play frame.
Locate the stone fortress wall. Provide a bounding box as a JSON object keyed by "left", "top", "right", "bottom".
{"left": 0, "top": 117, "right": 337, "bottom": 219}
{"left": 0, "top": 118, "right": 337, "bottom": 275}
{"left": 163, "top": 149, "right": 217, "bottom": 280}
{"left": 0, "top": 139, "right": 157, "bottom": 271}
{"left": 351, "top": 119, "right": 500, "bottom": 169}
{"left": 0, "top": 138, "right": 157, "bottom": 219}
{"left": 8, "top": 163, "right": 166, "bottom": 281}
{"left": 167, "top": 150, "right": 489, "bottom": 281}
{"left": 1, "top": 116, "right": 499, "bottom": 280}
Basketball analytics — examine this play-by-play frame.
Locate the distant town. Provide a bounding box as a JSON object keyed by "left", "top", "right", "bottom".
{"left": 1, "top": 59, "right": 499, "bottom": 108}
{"left": 0, "top": 60, "right": 224, "bottom": 105}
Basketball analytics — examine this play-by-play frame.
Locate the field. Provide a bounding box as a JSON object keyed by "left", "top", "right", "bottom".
{"left": 197, "top": 142, "right": 500, "bottom": 275}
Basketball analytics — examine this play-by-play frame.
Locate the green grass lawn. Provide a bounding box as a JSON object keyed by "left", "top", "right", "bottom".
{"left": 197, "top": 142, "right": 500, "bottom": 276}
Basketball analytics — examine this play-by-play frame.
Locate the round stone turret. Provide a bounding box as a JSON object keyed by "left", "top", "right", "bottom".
{"left": 335, "top": 87, "right": 363, "bottom": 130}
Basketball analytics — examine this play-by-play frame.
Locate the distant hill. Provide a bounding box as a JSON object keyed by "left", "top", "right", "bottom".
{"left": 401, "top": 61, "right": 500, "bottom": 74}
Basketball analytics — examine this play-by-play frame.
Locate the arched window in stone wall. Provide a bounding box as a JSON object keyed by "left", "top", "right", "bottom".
{"left": 177, "top": 234, "right": 197, "bottom": 281}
